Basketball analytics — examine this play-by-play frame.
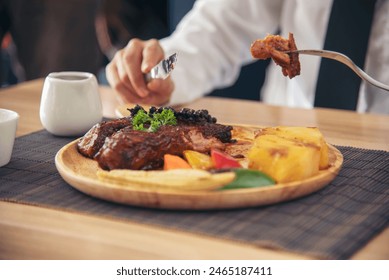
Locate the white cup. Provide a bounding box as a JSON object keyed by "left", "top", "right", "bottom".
{"left": 40, "top": 71, "right": 103, "bottom": 136}
{"left": 0, "top": 109, "right": 19, "bottom": 167}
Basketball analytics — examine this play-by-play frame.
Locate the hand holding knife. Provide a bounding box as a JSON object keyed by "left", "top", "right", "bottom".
{"left": 105, "top": 39, "right": 176, "bottom": 105}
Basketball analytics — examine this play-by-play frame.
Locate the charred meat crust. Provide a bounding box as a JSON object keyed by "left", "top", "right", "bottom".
{"left": 77, "top": 118, "right": 132, "bottom": 158}
{"left": 286, "top": 33, "right": 300, "bottom": 78}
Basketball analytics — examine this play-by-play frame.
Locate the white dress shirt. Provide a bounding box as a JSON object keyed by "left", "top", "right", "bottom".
{"left": 161, "top": 0, "right": 389, "bottom": 114}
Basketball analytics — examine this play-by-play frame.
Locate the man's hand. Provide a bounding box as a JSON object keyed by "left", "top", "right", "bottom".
{"left": 106, "top": 38, "right": 174, "bottom": 105}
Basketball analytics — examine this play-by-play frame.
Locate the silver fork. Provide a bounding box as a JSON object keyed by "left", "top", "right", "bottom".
{"left": 289, "top": 50, "right": 389, "bottom": 92}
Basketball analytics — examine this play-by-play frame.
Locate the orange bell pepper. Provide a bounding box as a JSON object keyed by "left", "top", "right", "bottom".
{"left": 163, "top": 154, "right": 192, "bottom": 170}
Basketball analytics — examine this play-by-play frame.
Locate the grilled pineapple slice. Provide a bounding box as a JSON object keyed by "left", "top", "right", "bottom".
{"left": 255, "top": 126, "right": 329, "bottom": 169}
{"left": 248, "top": 126, "right": 329, "bottom": 183}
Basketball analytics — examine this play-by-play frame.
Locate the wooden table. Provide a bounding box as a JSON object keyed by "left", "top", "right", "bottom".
{"left": 0, "top": 79, "right": 388, "bottom": 259}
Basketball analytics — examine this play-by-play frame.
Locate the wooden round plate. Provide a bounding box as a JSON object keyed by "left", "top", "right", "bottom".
{"left": 55, "top": 130, "right": 343, "bottom": 210}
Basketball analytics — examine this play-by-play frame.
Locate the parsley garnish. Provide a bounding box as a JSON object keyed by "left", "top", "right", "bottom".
{"left": 132, "top": 108, "right": 177, "bottom": 132}
{"left": 132, "top": 109, "right": 152, "bottom": 131}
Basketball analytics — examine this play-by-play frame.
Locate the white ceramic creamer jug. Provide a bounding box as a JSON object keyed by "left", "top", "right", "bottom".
{"left": 40, "top": 71, "right": 103, "bottom": 136}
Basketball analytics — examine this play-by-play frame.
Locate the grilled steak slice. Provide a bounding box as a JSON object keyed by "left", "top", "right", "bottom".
{"left": 77, "top": 118, "right": 131, "bottom": 158}
{"left": 78, "top": 106, "right": 224, "bottom": 159}
{"left": 77, "top": 105, "right": 235, "bottom": 170}
{"left": 95, "top": 123, "right": 234, "bottom": 170}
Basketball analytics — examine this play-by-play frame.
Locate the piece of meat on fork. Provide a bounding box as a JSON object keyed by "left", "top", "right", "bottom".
{"left": 250, "top": 32, "right": 301, "bottom": 78}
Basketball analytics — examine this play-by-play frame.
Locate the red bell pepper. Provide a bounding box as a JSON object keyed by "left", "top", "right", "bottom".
{"left": 211, "top": 149, "right": 241, "bottom": 169}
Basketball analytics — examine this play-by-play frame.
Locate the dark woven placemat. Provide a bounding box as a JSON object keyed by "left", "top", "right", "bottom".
{"left": 1, "top": 130, "right": 388, "bottom": 259}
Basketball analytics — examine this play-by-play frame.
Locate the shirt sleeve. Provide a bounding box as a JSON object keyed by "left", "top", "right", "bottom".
{"left": 160, "top": 0, "right": 283, "bottom": 105}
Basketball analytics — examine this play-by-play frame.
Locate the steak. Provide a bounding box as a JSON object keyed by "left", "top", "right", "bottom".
{"left": 95, "top": 123, "right": 233, "bottom": 170}
{"left": 77, "top": 105, "right": 234, "bottom": 170}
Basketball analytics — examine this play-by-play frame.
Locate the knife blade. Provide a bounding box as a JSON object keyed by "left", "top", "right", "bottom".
{"left": 144, "top": 53, "right": 177, "bottom": 82}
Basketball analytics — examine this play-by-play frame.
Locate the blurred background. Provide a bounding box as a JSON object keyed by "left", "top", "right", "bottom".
{"left": 0, "top": 0, "right": 268, "bottom": 100}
